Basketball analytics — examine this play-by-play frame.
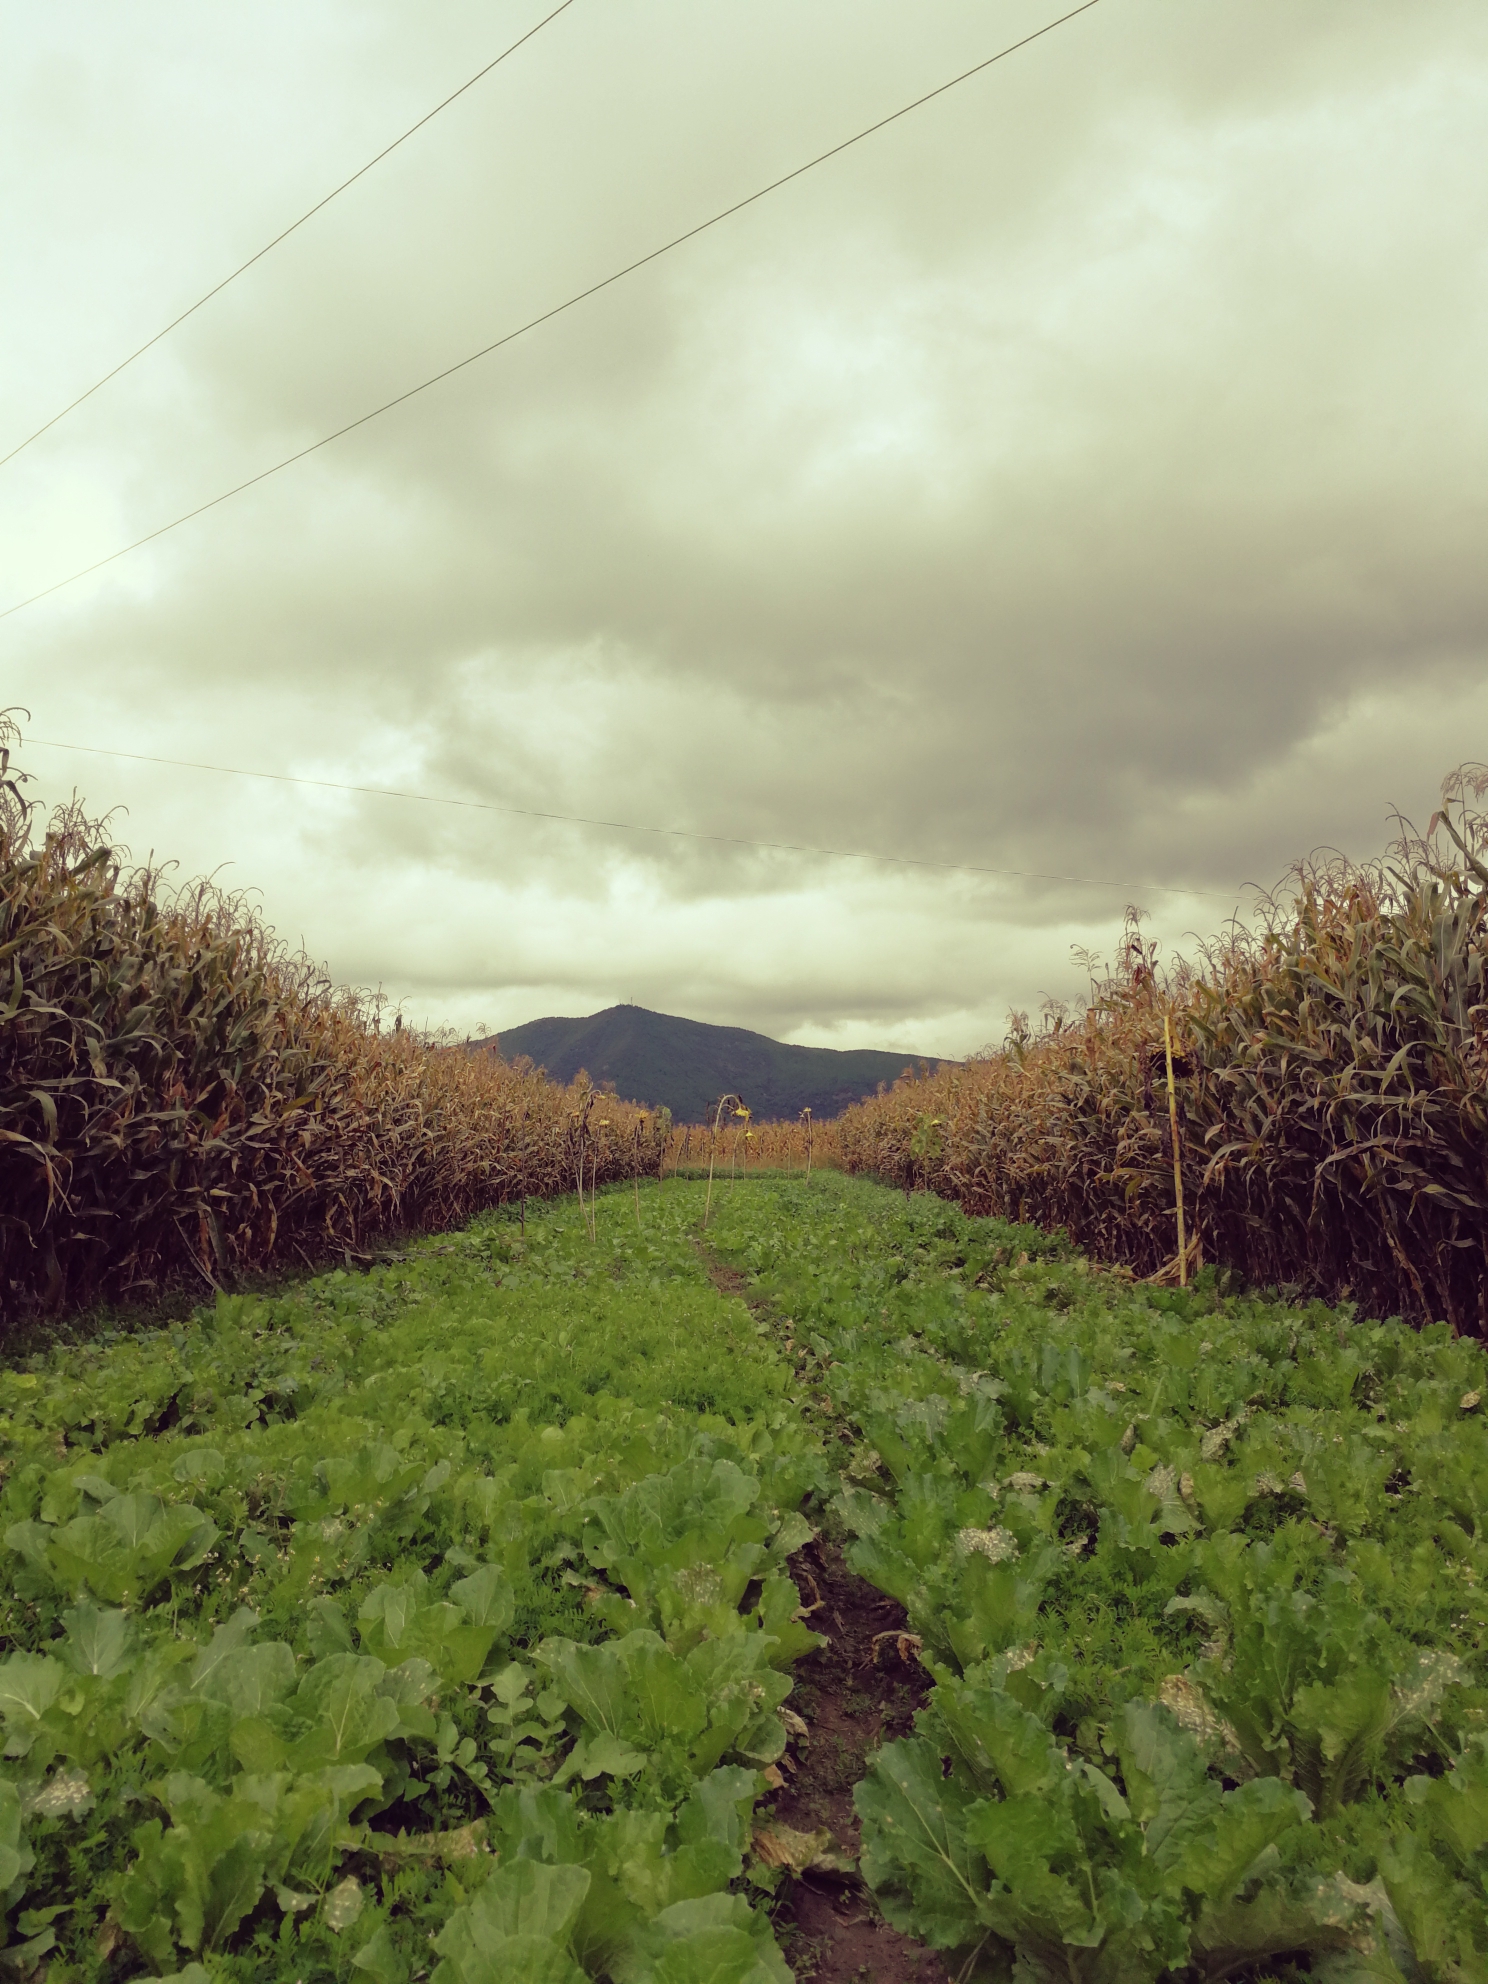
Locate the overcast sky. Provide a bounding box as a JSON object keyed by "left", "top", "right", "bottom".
{"left": 3, "top": 0, "right": 1485, "bottom": 1058}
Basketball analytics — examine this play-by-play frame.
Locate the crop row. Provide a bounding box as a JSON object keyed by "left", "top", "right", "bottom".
{"left": 0, "top": 1185, "right": 826, "bottom": 1981}
{"left": 1, "top": 719, "right": 667, "bottom": 1321}
{"left": 708, "top": 1173, "right": 1488, "bottom": 1981}
{"left": 834, "top": 770, "right": 1488, "bottom": 1333}
{"left": 665, "top": 1117, "right": 841, "bottom": 1180}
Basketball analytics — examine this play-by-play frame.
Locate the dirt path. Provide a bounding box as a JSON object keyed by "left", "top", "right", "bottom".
{"left": 698, "top": 1244, "right": 950, "bottom": 1984}
{"left": 764, "top": 1533, "right": 950, "bottom": 1984}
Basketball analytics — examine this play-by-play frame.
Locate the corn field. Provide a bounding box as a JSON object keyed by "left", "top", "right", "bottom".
{"left": 0, "top": 721, "right": 665, "bottom": 1321}
{"left": 837, "top": 770, "right": 1488, "bottom": 1333}
{"left": 665, "top": 1113, "right": 841, "bottom": 1176}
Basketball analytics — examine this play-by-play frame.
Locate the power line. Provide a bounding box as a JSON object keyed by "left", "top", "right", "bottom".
{"left": 1, "top": 0, "right": 1102, "bottom": 625}
{"left": 0, "top": 0, "right": 577, "bottom": 472}
{"left": 25, "top": 733, "right": 1244, "bottom": 903}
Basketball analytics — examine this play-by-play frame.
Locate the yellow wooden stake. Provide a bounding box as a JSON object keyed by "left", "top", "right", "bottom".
{"left": 1164, "top": 1014, "right": 1187, "bottom": 1288}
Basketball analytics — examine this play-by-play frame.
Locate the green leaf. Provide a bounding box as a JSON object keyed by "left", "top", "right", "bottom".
{"left": 0, "top": 1778, "right": 36, "bottom": 1901}
{"left": 539, "top": 1637, "right": 633, "bottom": 1740}
{"left": 305, "top": 1596, "right": 356, "bottom": 1658}
{"left": 1115, "top": 1701, "right": 1220, "bottom": 1871}
{"left": 579, "top": 1731, "right": 647, "bottom": 1779}
{"left": 623, "top": 1893, "right": 791, "bottom": 1984}
{"left": 1290, "top": 1671, "right": 1393, "bottom": 1817}
{"left": 197, "top": 1642, "right": 298, "bottom": 1717}
{"left": 486, "top": 1785, "right": 586, "bottom": 1867}
{"left": 490, "top": 1662, "right": 533, "bottom": 1708}
{"left": 1379, "top": 1831, "right": 1486, "bottom": 1976}
{"left": 932, "top": 1677, "right": 1061, "bottom": 1798}
{"left": 186, "top": 1608, "right": 260, "bottom": 1694}
{"left": 1193, "top": 1874, "right": 1391, "bottom": 1976}
{"left": 0, "top": 1653, "right": 64, "bottom": 1730}
{"left": 200, "top": 1834, "right": 273, "bottom": 1952}
{"left": 855, "top": 1738, "right": 997, "bottom": 1954}
{"left": 762, "top": 1511, "right": 815, "bottom": 1568}
{"left": 0, "top": 1927, "right": 57, "bottom": 1970}
{"left": 358, "top": 1579, "right": 503, "bottom": 1686}
{"left": 324, "top": 1876, "right": 367, "bottom": 1932}
{"left": 436, "top": 1941, "right": 585, "bottom": 1984}
{"left": 433, "top": 1861, "right": 591, "bottom": 1984}
{"left": 580, "top": 1458, "right": 767, "bottom": 1630}
{"left": 2, "top": 1521, "right": 52, "bottom": 1574}
{"left": 676, "top": 1767, "right": 760, "bottom": 1853}
{"left": 358, "top": 1583, "right": 420, "bottom": 1654}
{"left": 60, "top": 1602, "right": 134, "bottom": 1678}
{"left": 964, "top": 1796, "right": 1098, "bottom": 1944}
{"left": 119, "top": 1775, "right": 279, "bottom": 1958}
{"left": 461, "top": 1859, "right": 591, "bottom": 1942}
{"left": 541, "top": 1629, "right": 715, "bottom": 1764}
{"left": 1403, "top": 1736, "right": 1488, "bottom": 1870}
{"left": 451, "top": 1563, "right": 516, "bottom": 1632}
{"left": 45, "top": 1495, "right": 218, "bottom": 1603}
{"left": 351, "top": 1925, "right": 409, "bottom": 1984}
{"left": 283, "top": 1652, "right": 399, "bottom": 1775}
{"left": 1168, "top": 1775, "right": 1311, "bottom": 1905}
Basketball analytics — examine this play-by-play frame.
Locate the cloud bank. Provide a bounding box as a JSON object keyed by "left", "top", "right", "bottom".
{"left": 4, "top": 0, "right": 1485, "bottom": 1055}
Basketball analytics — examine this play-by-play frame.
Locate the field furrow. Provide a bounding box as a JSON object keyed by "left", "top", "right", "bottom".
{"left": 6, "top": 1174, "right": 1488, "bottom": 1981}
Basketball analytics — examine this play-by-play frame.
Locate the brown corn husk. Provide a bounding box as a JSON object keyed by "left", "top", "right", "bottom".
{"left": 832, "top": 770, "right": 1488, "bottom": 1334}
{"left": 0, "top": 724, "right": 666, "bottom": 1321}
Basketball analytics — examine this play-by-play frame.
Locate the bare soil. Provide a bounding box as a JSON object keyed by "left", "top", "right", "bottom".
{"left": 699, "top": 1237, "right": 950, "bottom": 1982}
{"left": 766, "top": 1534, "right": 950, "bottom": 1984}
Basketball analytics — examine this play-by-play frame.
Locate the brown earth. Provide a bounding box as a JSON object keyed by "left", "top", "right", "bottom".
{"left": 697, "top": 1241, "right": 949, "bottom": 1983}
{"left": 764, "top": 1534, "right": 950, "bottom": 1984}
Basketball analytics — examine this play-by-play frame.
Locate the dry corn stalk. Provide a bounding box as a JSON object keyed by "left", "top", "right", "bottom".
{"left": 832, "top": 769, "right": 1488, "bottom": 1333}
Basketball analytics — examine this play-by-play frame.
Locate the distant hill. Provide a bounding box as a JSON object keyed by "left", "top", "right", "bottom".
{"left": 479, "top": 1005, "right": 950, "bottom": 1123}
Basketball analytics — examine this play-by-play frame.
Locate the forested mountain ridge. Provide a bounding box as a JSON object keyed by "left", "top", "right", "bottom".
{"left": 482, "top": 1004, "right": 950, "bottom": 1121}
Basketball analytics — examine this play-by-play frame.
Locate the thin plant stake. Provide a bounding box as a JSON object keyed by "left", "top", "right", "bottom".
{"left": 702, "top": 1093, "right": 739, "bottom": 1229}
{"left": 1164, "top": 1014, "right": 1187, "bottom": 1288}
{"left": 589, "top": 1126, "right": 603, "bottom": 1242}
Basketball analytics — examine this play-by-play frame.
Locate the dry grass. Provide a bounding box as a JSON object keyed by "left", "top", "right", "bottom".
{"left": 835, "top": 771, "right": 1488, "bottom": 1332}
{"left": 0, "top": 721, "right": 664, "bottom": 1321}
{"left": 666, "top": 1114, "right": 842, "bottom": 1177}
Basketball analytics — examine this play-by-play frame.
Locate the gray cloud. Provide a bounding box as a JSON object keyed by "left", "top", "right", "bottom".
{"left": 4, "top": 0, "right": 1486, "bottom": 1058}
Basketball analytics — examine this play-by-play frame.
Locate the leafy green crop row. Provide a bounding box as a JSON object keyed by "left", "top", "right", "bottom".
{"left": 1, "top": 1185, "right": 824, "bottom": 1983}
{"left": 14, "top": 1168, "right": 1488, "bottom": 1984}
{"left": 707, "top": 1174, "right": 1488, "bottom": 1982}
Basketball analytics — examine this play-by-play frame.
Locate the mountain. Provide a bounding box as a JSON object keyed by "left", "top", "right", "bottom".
{"left": 480, "top": 1004, "right": 950, "bottom": 1123}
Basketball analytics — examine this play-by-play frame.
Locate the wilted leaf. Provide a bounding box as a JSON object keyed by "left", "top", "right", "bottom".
{"left": 324, "top": 1875, "right": 366, "bottom": 1933}
{"left": 752, "top": 1822, "right": 855, "bottom": 1876}
{"left": 23, "top": 1768, "right": 94, "bottom": 1820}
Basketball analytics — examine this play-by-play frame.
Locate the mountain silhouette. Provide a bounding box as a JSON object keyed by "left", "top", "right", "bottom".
{"left": 480, "top": 1004, "right": 949, "bottom": 1122}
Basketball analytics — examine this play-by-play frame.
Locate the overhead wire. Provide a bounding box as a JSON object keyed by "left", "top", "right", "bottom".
{"left": 0, "top": 0, "right": 577, "bottom": 472}
{"left": 0, "top": 0, "right": 1102, "bottom": 625}
{"left": 24, "top": 733, "right": 1246, "bottom": 904}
